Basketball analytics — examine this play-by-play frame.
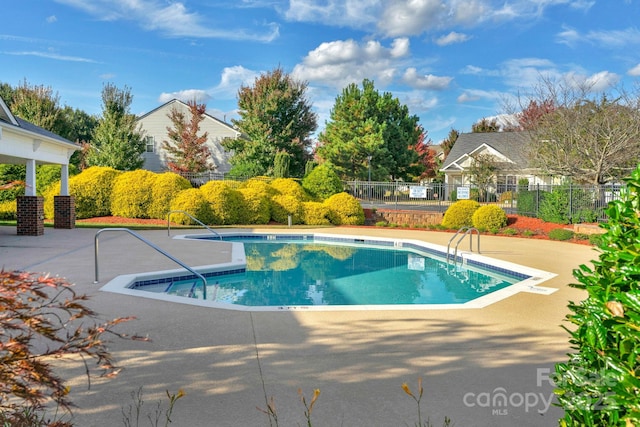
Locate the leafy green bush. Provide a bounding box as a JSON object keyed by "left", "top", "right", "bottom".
{"left": 200, "top": 181, "right": 245, "bottom": 225}
{"left": 238, "top": 187, "right": 271, "bottom": 225}
{"left": 555, "top": 164, "right": 640, "bottom": 425}
{"left": 270, "top": 178, "right": 309, "bottom": 201}
{"left": 516, "top": 189, "right": 547, "bottom": 217}
{"left": 547, "top": 228, "right": 574, "bottom": 241}
{"left": 471, "top": 205, "right": 507, "bottom": 231}
{"left": 302, "top": 164, "right": 343, "bottom": 200}
{"left": 44, "top": 166, "right": 121, "bottom": 219}
{"left": 110, "top": 170, "right": 157, "bottom": 218}
{"left": 270, "top": 194, "right": 303, "bottom": 224}
{"left": 301, "top": 201, "right": 331, "bottom": 225}
{"left": 323, "top": 192, "right": 364, "bottom": 225}
{"left": 0, "top": 200, "right": 16, "bottom": 220}
{"left": 148, "top": 172, "right": 192, "bottom": 219}
{"left": 539, "top": 183, "right": 598, "bottom": 224}
{"left": 169, "top": 188, "right": 215, "bottom": 225}
{"left": 588, "top": 233, "right": 603, "bottom": 246}
{"left": 441, "top": 200, "right": 480, "bottom": 229}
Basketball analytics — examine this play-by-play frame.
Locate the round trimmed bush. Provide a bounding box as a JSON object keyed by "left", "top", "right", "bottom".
{"left": 238, "top": 187, "right": 271, "bottom": 225}
{"left": 302, "top": 164, "right": 343, "bottom": 201}
{"left": 271, "top": 194, "right": 303, "bottom": 224}
{"left": 270, "top": 178, "right": 309, "bottom": 201}
{"left": 0, "top": 200, "right": 16, "bottom": 220}
{"left": 302, "top": 201, "right": 331, "bottom": 225}
{"left": 169, "top": 188, "right": 215, "bottom": 225}
{"left": 149, "top": 172, "right": 192, "bottom": 220}
{"left": 472, "top": 205, "right": 507, "bottom": 231}
{"left": 548, "top": 228, "right": 574, "bottom": 241}
{"left": 44, "top": 166, "right": 121, "bottom": 219}
{"left": 200, "top": 180, "right": 244, "bottom": 225}
{"left": 240, "top": 178, "right": 277, "bottom": 198}
{"left": 110, "top": 170, "right": 157, "bottom": 218}
{"left": 323, "top": 192, "right": 364, "bottom": 225}
{"left": 441, "top": 200, "right": 481, "bottom": 229}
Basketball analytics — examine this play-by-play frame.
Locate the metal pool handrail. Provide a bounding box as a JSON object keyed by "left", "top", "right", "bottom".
{"left": 167, "top": 210, "right": 222, "bottom": 239}
{"left": 94, "top": 227, "right": 207, "bottom": 299}
{"left": 446, "top": 227, "right": 480, "bottom": 265}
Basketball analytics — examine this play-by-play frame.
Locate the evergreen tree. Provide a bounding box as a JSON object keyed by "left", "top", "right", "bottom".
{"left": 87, "top": 84, "right": 145, "bottom": 171}
{"left": 162, "top": 100, "right": 211, "bottom": 173}
{"left": 317, "top": 79, "right": 421, "bottom": 181}
{"left": 222, "top": 67, "right": 317, "bottom": 177}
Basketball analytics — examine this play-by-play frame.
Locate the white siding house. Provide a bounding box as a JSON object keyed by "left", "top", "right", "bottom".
{"left": 440, "top": 131, "right": 563, "bottom": 193}
{"left": 136, "top": 99, "right": 241, "bottom": 173}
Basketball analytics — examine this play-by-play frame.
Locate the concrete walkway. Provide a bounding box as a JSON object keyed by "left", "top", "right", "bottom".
{"left": 0, "top": 225, "right": 597, "bottom": 426}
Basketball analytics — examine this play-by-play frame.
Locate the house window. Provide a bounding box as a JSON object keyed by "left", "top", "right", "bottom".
{"left": 497, "top": 175, "right": 516, "bottom": 193}
{"left": 145, "top": 136, "right": 155, "bottom": 153}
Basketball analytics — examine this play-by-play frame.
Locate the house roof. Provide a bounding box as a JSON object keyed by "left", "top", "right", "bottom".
{"left": 441, "top": 131, "right": 532, "bottom": 172}
{"left": 0, "top": 96, "right": 78, "bottom": 147}
{"left": 136, "top": 98, "right": 239, "bottom": 134}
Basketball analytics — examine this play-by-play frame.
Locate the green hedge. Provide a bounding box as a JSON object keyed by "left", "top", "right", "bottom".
{"left": 302, "top": 164, "right": 343, "bottom": 201}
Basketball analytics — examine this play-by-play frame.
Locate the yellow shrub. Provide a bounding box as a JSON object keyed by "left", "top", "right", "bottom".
{"left": 169, "top": 188, "right": 215, "bottom": 225}
{"left": 271, "top": 194, "right": 303, "bottom": 224}
{"left": 240, "top": 178, "right": 277, "bottom": 197}
{"left": 441, "top": 200, "right": 481, "bottom": 229}
{"left": 270, "top": 178, "right": 309, "bottom": 201}
{"left": 302, "top": 201, "right": 331, "bottom": 225}
{"left": 148, "top": 172, "right": 192, "bottom": 219}
{"left": 110, "top": 170, "right": 158, "bottom": 218}
{"left": 472, "top": 204, "right": 507, "bottom": 231}
{"left": 323, "top": 192, "right": 364, "bottom": 225}
{"left": 238, "top": 187, "right": 270, "bottom": 225}
{"left": 0, "top": 200, "right": 16, "bottom": 220}
{"left": 44, "top": 166, "right": 121, "bottom": 219}
{"left": 200, "top": 181, "right": 245, "bottom": 225}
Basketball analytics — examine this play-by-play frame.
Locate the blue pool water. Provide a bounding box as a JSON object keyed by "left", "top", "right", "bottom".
{"left": 130, "top": 235, "right": 529, "bottom": 307}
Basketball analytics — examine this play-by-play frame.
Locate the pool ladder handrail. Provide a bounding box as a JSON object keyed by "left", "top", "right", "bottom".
{"left": 446, "top": 227, "right": 480, "bottom": 265}
{"left": 94, "top": 228, "right": 207, "bottom": 299}
{"left": 167, "top": 210, "right": 222, "bottom": 239}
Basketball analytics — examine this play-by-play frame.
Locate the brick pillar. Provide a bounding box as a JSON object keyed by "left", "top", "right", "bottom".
{"left": 17, "top": 196, "right": 44, "bottom": 236}
{"left": 54, "top": 195, "right": 75, "bottom": 229}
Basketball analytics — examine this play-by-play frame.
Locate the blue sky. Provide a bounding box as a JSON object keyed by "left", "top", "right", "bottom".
{"left": 2, "top": 1, "right": 639, "bottom": 144}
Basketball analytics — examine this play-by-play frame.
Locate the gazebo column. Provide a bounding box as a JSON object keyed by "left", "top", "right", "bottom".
{"left": 17, "top": 159, "right": 44, "bottom": 236}
{"left": 54, "top": 164, "right": 75, "bottom": 229}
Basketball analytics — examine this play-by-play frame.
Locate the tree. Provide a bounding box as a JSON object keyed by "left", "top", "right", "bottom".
{"left": 440, "top": 128, "right": 459, "bottom": 158}
{"left": 162, "top": 100, "right": 211, "bottom": 173}
{"left": 471, "top": 117, "right": 500, "bottom": 133}
{"left": 317, "top": 79, "right": 421, "bottom": 181}
{"left": 10, "top": 80, "right": 66, "bottom": 135}
{"left": 466, "top": 153, "right": 500, "bottom": 201}
{"left": 408, "top": 127, "right": 438, "bottom": 181}
{"left": 516, "top": 99, "right": 556, "bottom": 131}
{"left": 222, "top": 67, "right": 317, "bottom": 177}
{"left": 516, "top": 77, "right": 640, "bottom": 184}
{"left": 86, "top": 83, "right": 145, "bottom": 171}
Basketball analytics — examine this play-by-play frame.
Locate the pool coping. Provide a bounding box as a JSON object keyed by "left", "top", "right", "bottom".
{"left": 99, "top": 231, "right": 557, "bottom": 311}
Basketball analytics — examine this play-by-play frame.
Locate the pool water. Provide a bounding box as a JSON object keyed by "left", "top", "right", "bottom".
{"left": 154, "top": 240, "right": 522, "bottom": 307}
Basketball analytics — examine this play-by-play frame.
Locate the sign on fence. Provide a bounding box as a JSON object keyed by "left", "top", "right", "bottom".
{"left": 409, "top": 186, "right": 428, "bottom": 199}
{"left": 456, "top": 186, "right": 470, "bottom": 199}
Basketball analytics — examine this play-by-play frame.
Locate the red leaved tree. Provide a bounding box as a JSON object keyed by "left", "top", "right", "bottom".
{"left": 162, "top": 100, "right": 211, "bottom": 173}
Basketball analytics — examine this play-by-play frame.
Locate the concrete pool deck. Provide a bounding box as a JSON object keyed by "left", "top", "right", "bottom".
{"left": 0, "top": 225, "right": 597, "bottom": 426}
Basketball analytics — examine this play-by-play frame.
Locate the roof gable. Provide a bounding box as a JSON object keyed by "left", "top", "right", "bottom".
{"left": 0, "top": 96, "right": 18, "bottom": 125}
{"left": 137, "top": 99, "right": 239, "bottom": 134}
{"left": 441, "top": 131, "right": 532, "bottom": 171}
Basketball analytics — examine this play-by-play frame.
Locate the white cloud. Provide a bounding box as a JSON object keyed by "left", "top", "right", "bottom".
{"left": 557, "top": 26, "right": 640, "bottom": 48}
{"left": 628, "top": 64, "right": 640, "bottom": 76}
{"left": 284, "top": 0, "right": 380, "bottom": 29}
{"left": 564, "top": 70, "right": 620, "bottom": 92}
{"left": 292, "top": 38, "right": 410, "bottom": 89}
{"left": 402, "top": 68, "right": 452, "bottom": 90}
{"left": 55, "top": 0, "right": 279, "bottom": 41}
{"left": 435, "top": 31, "right": 471, "bottom": 46}
{"left": 2, "top": 50, "right": 97, "bottom": 63}
{"left": 457, "top": 88, "right": 503, "bottom": 103}
{"left": 211, "top": 66, "right": 261, "bottom": 99}
{"left": 46, "top": 15, "right": 58, "bottom": 23}
{"left": 158, "top": 89, "right": 211, "bottom": 104}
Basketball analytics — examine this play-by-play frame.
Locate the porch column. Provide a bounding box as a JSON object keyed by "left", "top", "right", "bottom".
{"left": 54, "top": 164, "right": 75, "bottom": 229}
{"left": 25, "top": 159, "right": 36, "bottom": 196}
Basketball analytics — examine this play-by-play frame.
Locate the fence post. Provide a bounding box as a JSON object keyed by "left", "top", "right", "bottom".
{"left": 536, "top": 184, "right": 540, "bottom": 217}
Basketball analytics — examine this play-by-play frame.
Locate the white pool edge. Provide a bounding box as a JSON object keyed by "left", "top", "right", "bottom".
{"left": 99, "top": 232, "right": 558, "bottom": 311}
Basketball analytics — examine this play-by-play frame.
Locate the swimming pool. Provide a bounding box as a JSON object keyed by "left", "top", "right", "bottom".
{"left": 100, "top": 232, "right": 557, "bottom": 311}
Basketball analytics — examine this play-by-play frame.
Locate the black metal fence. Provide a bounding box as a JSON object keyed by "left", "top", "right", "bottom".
{"left": 178, "top": 171, "right": 622, "bottom": 223}
{"left": 344, "top": 181, "right": 622, "bottom": 223}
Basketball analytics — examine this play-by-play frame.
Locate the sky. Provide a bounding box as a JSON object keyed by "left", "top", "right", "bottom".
{"left": 2, "top": 0, "right": 640, "bottom": 144}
